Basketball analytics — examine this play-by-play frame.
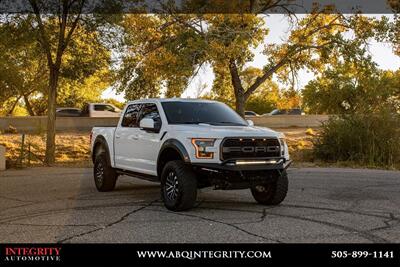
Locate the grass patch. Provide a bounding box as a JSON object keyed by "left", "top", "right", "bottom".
{"left": 313, "top": 111, "right": 400, "bottom": 169}
{"left": 0, "top": 133, "right": 91, "bottom": 168}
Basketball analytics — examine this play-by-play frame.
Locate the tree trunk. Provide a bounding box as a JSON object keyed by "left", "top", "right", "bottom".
{"left": 44, "top": 68, "right": 58, "bottom": 165}
{"left": 7, "top": 97, "right": 22, "bottom": 116}
{"left": 228, "top": 59, "right": 247, "bottom": 118}
{"left": 235, "top": 93, "right": 246, "bottom": 118}
{"left": 23, "top": 94, "right": 35, "bottom": 116}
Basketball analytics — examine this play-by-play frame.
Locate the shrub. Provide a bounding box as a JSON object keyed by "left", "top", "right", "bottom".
{"left": 313, "top": 110, "right": 400, "bottom": 168}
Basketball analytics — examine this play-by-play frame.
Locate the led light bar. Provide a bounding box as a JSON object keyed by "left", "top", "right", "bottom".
{"left": 235, "top": 159, "right": 281, "bottom": 165}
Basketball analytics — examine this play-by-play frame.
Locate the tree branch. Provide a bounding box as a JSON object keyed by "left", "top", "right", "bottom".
{"left": 63, "top": 0, "right": 84, "bottom": 53}
{"left": 55, "top": 0, "right": 68, "bottom": 67}
{"left": 244, "top": 56, "right": 289, "bottom": 98}
{"left": 244, "top": 41, "right": 335, "bottom": 98}
{"left": 29, "top": 0, "right": 53, "bottom": 66}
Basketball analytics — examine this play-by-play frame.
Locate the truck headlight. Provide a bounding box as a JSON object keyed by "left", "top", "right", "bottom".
{"left": 279, "top": 137, "right": 286, "bottom": 156}
{"left": 191, "top": 138, "right": 216, "bottom": 159}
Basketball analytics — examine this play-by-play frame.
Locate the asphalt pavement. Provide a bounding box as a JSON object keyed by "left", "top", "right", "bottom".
{"left": 0, "top": 167, "right": 399, "bottom": 243}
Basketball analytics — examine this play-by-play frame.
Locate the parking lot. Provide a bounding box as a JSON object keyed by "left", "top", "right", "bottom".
{"left": 0, "top": 167, "right": 399, "bottom": 243}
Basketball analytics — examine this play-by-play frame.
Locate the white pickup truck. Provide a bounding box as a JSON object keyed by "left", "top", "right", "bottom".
{"left": 91, "top": 98, "right": 291, "bottom": 211}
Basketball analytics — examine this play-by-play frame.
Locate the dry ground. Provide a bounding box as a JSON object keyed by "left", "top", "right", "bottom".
{"left": 0, "top": 128, "right": 316, "bottom": 168}
{"left": 0, "top": 133, "right": 91, "bottom": 167}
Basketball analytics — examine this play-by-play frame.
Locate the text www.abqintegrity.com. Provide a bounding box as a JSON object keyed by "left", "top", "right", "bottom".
{"left": 137, "top": 250, "right": 272, "bottom": 260}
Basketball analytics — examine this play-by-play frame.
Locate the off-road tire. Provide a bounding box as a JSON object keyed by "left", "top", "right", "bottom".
{"left": 251, "top": 170, "right": 288, "bottom": 205}
{"left": 161, "top": 160, "right": 197, "bottom": 211}
{"left": 94, "top": 153, "right": 117, "bottom": 192}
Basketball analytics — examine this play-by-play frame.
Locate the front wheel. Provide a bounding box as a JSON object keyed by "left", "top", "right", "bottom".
{"left": 251, "top": 170, "right": 288, "bottom": 205}
{"left": 161, "top": 160, "right": 198, "bottom": 211}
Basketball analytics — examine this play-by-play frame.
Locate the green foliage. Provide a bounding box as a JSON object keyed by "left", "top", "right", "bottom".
{"left": 0, "top": 99, "right": 28, "bottom": 117}
{"left": 0, "top": 14, "right": 113, "bottom": 115}
{"left": 115, "top": 14, "right": 207, "bottom": 99}
{"left": 57, "top": 68, "right": 112, "bottom": 109}
{"left": 245, "top": 97, "right": 275, "bottom": 114}
{"left": 244, "top": 75, "right": 280, "bottom": 114}
{"left": 114, "top": 12, "right": 389, "bottom": 116}
{"left": 386, "top": 0, "right": 400, "bottom": 55}
{"left": 303, "top": 60, "right": 400, "bottom": 114}
{"left": 314, "top": 110, "right": 400, "bottom": 168}
{"left": 277, "top": 89, "right": 302, "bottom": 110}
{"left": 0, "top": 19, "right": 47, "bottom": 109}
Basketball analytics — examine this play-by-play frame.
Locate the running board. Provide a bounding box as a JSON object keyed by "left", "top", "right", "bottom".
{"left": 116, "top": 169, "right": 159, "bottom": 183}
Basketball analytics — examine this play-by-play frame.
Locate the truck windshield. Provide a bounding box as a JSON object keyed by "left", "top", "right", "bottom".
{"left": 161, "top": 101, "right": 248, "bottom": 126}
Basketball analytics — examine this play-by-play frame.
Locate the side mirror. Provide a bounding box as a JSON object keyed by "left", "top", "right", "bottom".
{"left": 247, "top": 120, "right": 254, "bottom": 126}
{"left": 140, "top": 118, "right": 155, "bottom": 130}
{"left": 140, "top": 118, "right": 160, "bottom": 133}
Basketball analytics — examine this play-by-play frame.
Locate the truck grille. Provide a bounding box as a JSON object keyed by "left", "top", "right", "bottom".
{"left": 221, "top": 138, "right": 281, "bottom": 161}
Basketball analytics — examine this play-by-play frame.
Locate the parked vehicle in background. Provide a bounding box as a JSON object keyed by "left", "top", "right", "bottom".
{"left": 244, "top": 111, "right": 259, "bottom": 117}
{"left": 91, "top": 98, "right": 291, "bottom": 211}
{"left": 81, "top": 103, "right": 121, "bottom": 117}
{"left": 56, "top": 108, "right": 82, "bottom": 117}
{"left": 265, "top": 108, "right": 305, "bottom": 116}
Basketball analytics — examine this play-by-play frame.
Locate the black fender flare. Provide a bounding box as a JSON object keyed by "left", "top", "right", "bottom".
{"left": 157, "top": 139, "right": 191, "bottom": 176}
{"left": 92, "top": 135, "right": 112, "bottom": 165}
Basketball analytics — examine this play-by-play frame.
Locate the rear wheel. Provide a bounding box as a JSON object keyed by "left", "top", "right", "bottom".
{"left": 161, "top": 160, "right": 197, "bottom": 211}
{"left": 94, "top": 153, "right": 117, "bottom": 192}
{"left": 251, "top": 170, "right": 288, "bottom": 205}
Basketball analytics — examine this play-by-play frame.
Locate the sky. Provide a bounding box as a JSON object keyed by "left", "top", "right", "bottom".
{"left": 103, "top": 14, "right": 400, "bottom": 102}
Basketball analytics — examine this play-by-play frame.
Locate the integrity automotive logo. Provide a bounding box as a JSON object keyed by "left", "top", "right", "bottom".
{"left": 2, "top": 247, "right": 62, "bottom": 263}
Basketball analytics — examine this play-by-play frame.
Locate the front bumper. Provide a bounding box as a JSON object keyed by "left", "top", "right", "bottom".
{"left": 192, "top": 158, "right": 292, "bottom": 172}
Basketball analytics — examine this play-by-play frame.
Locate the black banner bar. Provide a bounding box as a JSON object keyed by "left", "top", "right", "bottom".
{"left": 0, "top": 0, "right": 398, "bottom": 14}
{"left": 0, "top": 244, "right": 399, "bottom": 266}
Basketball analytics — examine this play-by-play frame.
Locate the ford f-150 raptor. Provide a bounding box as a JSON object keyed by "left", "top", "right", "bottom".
{"left": 91, "top": 98, "right": 291, "bottom": 211}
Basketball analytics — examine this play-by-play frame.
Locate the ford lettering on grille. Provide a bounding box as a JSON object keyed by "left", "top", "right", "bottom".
{"left": 222, "top": 146, "right": 280, "bottom": 153}
{"left": 221, "top": 138, "right": 281, "bottom": 160}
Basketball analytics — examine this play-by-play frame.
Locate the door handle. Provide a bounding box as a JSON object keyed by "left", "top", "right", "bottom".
{"left": 127, "top": 135, "right": 139, "bottom": 140}
{"left": 115, "top": 135, "right": 121, "bottom": 139}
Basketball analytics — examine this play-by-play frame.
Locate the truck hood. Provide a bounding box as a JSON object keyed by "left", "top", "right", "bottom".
{"left": 169, "top": 124, "right": 283, "bottom": 139}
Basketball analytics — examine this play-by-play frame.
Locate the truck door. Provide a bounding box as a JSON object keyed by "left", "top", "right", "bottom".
{"left": 135, "top": 103, "right": 163, "bottom": 176}
{"left": 114, "top": 103, "right": 142, "bottom": 171}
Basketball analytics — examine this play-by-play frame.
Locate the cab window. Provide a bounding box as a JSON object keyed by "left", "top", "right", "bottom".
{"left": 139, "top": 103, "right": 162, "bottom": 130}
{"left": 121, "top": 104, "right": 141, "bottom": 128}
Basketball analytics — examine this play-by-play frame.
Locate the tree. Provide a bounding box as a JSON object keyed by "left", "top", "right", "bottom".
{"left": 1, "top": 12, "right": 112, "bottom": 118}
{"left": 387, "top": 0, "right": 400, "bottom": 55}
{"left": 215, "top": 12, "right": 383, "bottom": 116}
{"left": 115, "top": 14, "right": 207, "bottom": 99}
{"left": 303, "top": 58, "right": 400, "bottom": 114}
{"left": 116, "top": 6, "right": 384, "bottom": 117}
{"left": 2, "top": 0, "right": 116, "bottom": 164}
{"left": 277, "top": 89, "right": 302, "bottom": 110}
{"left": 0, "top": 19, "right": 47, "bottom": 115}
{"left": 208, "top": 66, "right": 280, "bottom": 113}
{"left": 57, "top": 68, "right": 111, "bottom": 109}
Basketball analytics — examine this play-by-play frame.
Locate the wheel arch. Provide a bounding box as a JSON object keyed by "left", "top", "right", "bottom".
{"left": 157, "top": 139, "right": 191, "bottom": 178}
{"left": 92, "top": 135, "right": 112, "bottom": 165}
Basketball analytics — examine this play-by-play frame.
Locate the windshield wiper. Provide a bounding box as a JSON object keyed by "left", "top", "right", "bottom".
{"left": 178, "top": 121, "right": 245, "bottom": 126}
{"left": 207, "top": 122, "right": 246, "bottom": 126}
{"left": 180, "top": 122, "right": 207, "bottom": 124}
